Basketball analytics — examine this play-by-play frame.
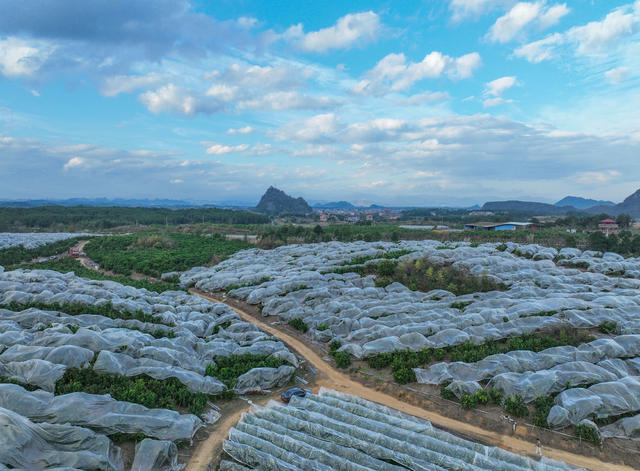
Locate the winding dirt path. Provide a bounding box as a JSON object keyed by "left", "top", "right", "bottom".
{"left": 189, "top": 290, "right": 634, "bottom": 471}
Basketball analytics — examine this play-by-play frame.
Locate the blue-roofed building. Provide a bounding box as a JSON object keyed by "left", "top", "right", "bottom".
{"left": 465, "top": 222, "right": 532, "bottom": 231}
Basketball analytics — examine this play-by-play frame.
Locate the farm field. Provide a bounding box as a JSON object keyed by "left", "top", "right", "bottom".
{"left": 84, "top": 232, "right": 252, "bottom": 279}
{"left": 182, "top": 240, "right": 640, "bottom": 450}
{"left": 0, "top": 265, "right": 298, "bottom": 469}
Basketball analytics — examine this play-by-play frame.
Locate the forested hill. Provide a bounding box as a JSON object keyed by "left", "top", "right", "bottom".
{"left": 0, "top": 206, "right": 268, "bottom": 231}
{"left": 482, "top": 200, "right": 578, "bottom": 215}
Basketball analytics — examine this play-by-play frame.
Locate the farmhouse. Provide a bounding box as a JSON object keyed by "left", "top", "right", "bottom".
{"left": 464, "top": 221, "right": 532, "bottom": 231}
{"left": 598, "top": 218, "right": 619, "bottom": 236}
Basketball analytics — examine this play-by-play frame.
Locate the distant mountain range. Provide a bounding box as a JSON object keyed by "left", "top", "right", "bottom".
{"left": 255, "top": 186, "right": 313, "bottom": 215}
{"left": 0, "top": 198, "right": 212, "bottom": 208}
{"left": 312, "top": 201, "right": 356, "bottom": 209}
{"left": 483, "top": 189, "right": 639, "bottom": 217}
{"left": 586, "top": 189, "right": 640, "bottom": 217}
{"left": 482, "top": 200, "right": 577, "bottom": 215}
{"left": 554, "top": 196, "right": 615, "bottom": 209}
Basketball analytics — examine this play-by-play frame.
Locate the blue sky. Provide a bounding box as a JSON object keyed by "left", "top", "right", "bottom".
{"left": 1, "top": 0, "right": 639, "bottom": 206}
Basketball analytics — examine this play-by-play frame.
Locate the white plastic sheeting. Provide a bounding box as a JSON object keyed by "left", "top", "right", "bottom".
{"left": 0, "top": 268, "right": 298, "bottom": 468}
{"left": 0, "top": 232, "right": 92, "bottom": 250}
{"left": 0, "top": 406, "right": 124, "bottom": 470}
{"left": 181, "top": 240, "right": 640, "bottom": 357}
{"left": 0, "top": 269, "right": 296, "bottom": 395}
{"left": 0, "top": 383, "right": 203, "bottom": 441}
{"left": 222, "top": 388, "right": 585, "bottom": 471}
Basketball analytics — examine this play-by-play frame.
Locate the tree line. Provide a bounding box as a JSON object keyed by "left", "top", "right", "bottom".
{"left": 0, "top": 206, "right": 268, "bottom": 231}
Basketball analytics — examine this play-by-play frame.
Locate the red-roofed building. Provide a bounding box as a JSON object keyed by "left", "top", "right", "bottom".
{"left": 598, "top": 218, "right": 619, "bottom": 236}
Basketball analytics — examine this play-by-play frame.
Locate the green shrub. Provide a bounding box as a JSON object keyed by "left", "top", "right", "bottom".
{"left": 366, "top": 352, "right": 394, "bottom": 369}
{"left": 475, "top": 389, "right": 489, "bottom": 404}
{"left": 317, "top": 324, "right": 329, "bottom": 331}
{"left": 460, "top": 394, "right": 478, "bottom": 409}
{"left": 575, "top": 423, "right": 602, "bottom": 446}
{"left": 205, "top": 354, "right": 289, "bottom": 388}
{"left": 488, "top": 388, "right": 504, "bottom": 405}
{"left": 330, "top": 351, "right": 351, "bottom": 369}
{"left": 376, "top": 260, "right": 397, "bottom": 277}
{"left": 503, "top": 395, "right": 528, "bottom": 417}
{"left": 598, "top": 321, "right": 617, "bottom": 334}
{"left": 329, "top": 339, "right": 342, "bottom": 352}
{"left": 440, "top": 383, "right": 456, "bottom": 400}
{"left": 392, "top": 367, "right": 416, "bottom": 384}
{"left": 531, "top": 395, "right": 555, "bottom": 428}
{"left": 496, "top": 243, "right": 508, "bottom": 252}
{"left": 288, "top": 318, "right": 308, "bottom": 333}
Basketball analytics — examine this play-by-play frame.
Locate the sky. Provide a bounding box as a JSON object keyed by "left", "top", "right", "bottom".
{"left": 0, "top": 0, "right": 639, "bottom": 206}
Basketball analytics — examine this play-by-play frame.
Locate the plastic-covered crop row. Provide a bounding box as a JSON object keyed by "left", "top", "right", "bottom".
{"left": 0, "top": 232, "right": 93, "bottom": 250}
{"left": 0, "top": 268, "right": 298, "bottom": 469}
{"left": 181, "top": 241, "right": 640, "bottom": 358}
{"left": 0, "top": 269, "right": 297, "bottom": 394}
{"left": 222, "top": 388, "right": 586, "bottom": 471}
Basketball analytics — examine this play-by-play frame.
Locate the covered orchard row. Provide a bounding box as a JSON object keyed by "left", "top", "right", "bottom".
{"left": 0, "top": 232, "right": 92, "bottom": 250}
{"left": 180, "top": 240, "right": 640, "bottom": 438}
{"left": 221, "top": 388, "right": 585, "bottom": 471}
{"left": 0, "top": 266, "right": 296, "bottom": 470}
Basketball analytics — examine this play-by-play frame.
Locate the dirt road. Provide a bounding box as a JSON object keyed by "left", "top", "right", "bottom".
{"left": 190, "top": 290, "right": 634, "bottom": 471}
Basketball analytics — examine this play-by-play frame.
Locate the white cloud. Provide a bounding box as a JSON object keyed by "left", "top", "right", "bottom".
{"left": 205, "top": 84, "right": 240, "bottom": 102}
{"left": 448, "top": 0, "right": 510, "bottom": 22}
{"left": 449, "top": 52, "right": 483, "bottom": 80}
{"left": 139, "top": 84, "right": 223, "bottom": 115}
{"left": 236, "top": 16, "right": 258, "bottom": 29}
{"left": 202, "top": 142, "right": 250, "bottom": 155}
{"left": 489, "top": 2, "right": 542, "bottom": 43}
{"left": 170, "top": 179, "right": 184, "bottom": 184}
{"left": 538, "top": 3, "right": 570, "bottom": 29}
{"left": 605, "top": 66, "right": 630, "bottom": 84}
{"left": 516, "top": 2, "right": 639, "bottom": 62}
{"left": 514, "top": 33, "right": 563, "bottom": 62}
{"left": 237, "top": 91, "right": 336, "bottom": 111}
{"left": 567, "top": 7, "right": 638, "bottom": 54}
{"left": 63, "top": 157, "right": 87, "bottom": 170}
{"left": 395, "top": 91, "right": 450, "bottom": 106}
{"left": 0, "top": 37, "right": 54, "bottom": 78}
{"left": 274, "top": 113, "right": 339, "bottom": 142}
{"left": 101, "top": 73, "right": 166, "bottom": 97}
{"left": 485, "top": 76, "right": 517, "bottom": 96}
{"left": 227, "top": 126, "right": 255, "bottom": 135}
{"left": 483, "top": 76, "right": 517, "bottom": 107}
{"left": 483, "top": 97, "right": 513, "bottom": 108}
{"left": 354, "top": 50, "right": 481, "bottom": 95}
{"left": 488, "top": 2, "right": 570, "bottom": 43}
{"left": 575, "top": 170, "right": 621, "bottom": 184}
{"left": 287, "top": 11, "right": 381, "bottom": 52}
